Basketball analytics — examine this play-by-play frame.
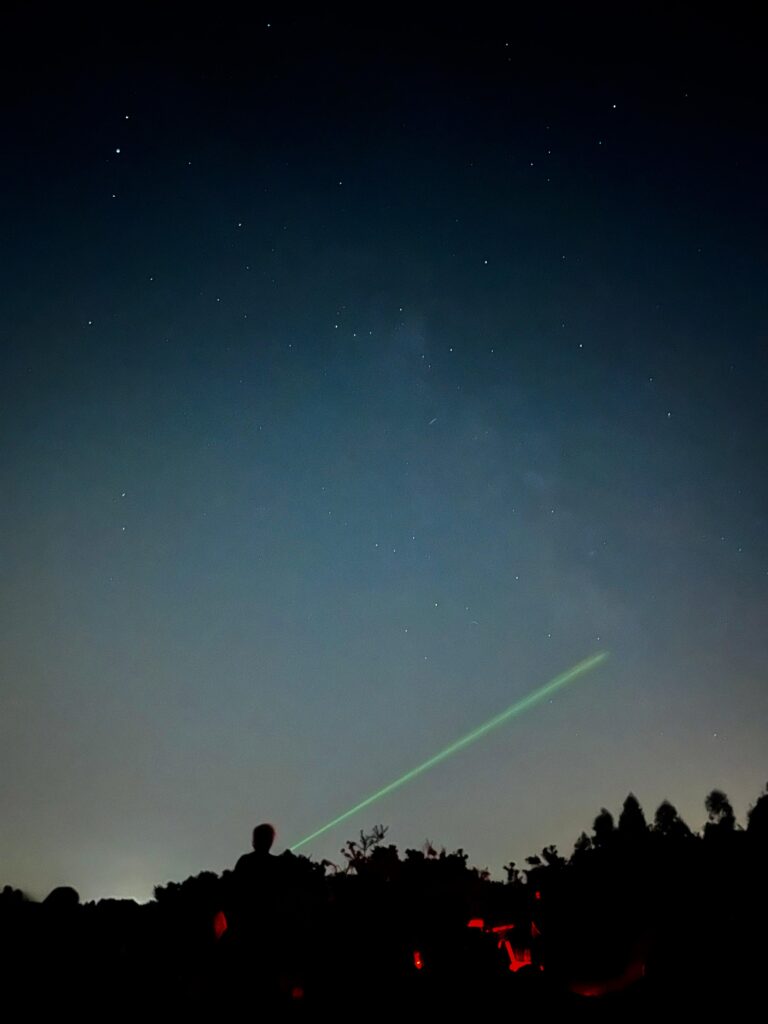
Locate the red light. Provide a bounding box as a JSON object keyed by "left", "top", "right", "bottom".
{"left": 213, "top": 910, "right": 227, "bottom": 939}
{"left": 571, "top": 984, "right": 601, "bottom": 997}
{"left": 413, "top": 950, "right": 424, "bottom": 970}
{"left": 503, "top": 940, "right": 532, "bottom": 972}
{"left": 534, "top": 890, "right": 541, "bottom": 900}
{"left": 467, "top": 918, "right": 485, "bottom": 929}
{"left": 570, "top": 958, "right": 645, "bottom": 997}
{"left": 291, "top": 986, "right": 304, "bottom": 1000}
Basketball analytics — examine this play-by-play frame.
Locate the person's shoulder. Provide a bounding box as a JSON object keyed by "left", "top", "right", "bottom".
{"left": 234, "top": 852, "right": 256, "bottom": 874}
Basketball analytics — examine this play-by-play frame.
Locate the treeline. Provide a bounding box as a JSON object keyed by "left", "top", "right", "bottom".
{"left": 1, "top": 783, "right": 767, "bottom": 1011}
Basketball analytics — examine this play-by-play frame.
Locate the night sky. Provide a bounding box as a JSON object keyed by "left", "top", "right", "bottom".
{"left": 2, "top": 8, "right": 766, "bottom": 902}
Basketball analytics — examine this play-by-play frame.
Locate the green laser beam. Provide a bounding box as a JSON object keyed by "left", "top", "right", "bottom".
{"left": 290, "top": 650, "right": 608, "bottom": 851}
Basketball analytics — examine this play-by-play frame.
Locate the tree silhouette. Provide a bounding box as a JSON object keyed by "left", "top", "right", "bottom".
{"left": 618, "top": 793, "right": 647, "bottom": 840}
{"left": 703, "top": 789, "right": 736, "bottom": 838}
{"left": 503, "top": 860, "right": 522, "bottom": 885}
{"left": 592, "top": 807, "right": 616, "bottom": 848}
{"left": 341, "top": 824, "right": 389, "bottom": 873}
{"left": 746, "top": 783, "right": 768, "bottom": 842}
{"left": 541, "top": 844, "right": 566, "bottom": 869}
{"left": 570, "top": 831, "right": 592, "bottom": 864}
{"left": 653, "top": 800, "right": 692, "bottom": 840}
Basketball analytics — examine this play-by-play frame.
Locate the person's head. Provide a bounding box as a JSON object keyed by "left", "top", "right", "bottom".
{"left": 251, "top": 822, "right": 276, "bottom": 854}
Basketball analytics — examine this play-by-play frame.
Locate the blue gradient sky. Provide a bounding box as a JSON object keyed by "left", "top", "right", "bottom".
{"left": 1, "top": 9, "right": 766, "bottom": 900}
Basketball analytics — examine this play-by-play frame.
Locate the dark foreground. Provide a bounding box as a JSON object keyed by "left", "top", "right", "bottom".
{"left": 5, "top": 787, "right": 767, "bottom": 1015}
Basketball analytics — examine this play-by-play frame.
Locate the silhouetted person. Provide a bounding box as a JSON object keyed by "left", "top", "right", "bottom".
{"left": 227, "top": 822, "right": 280, "bottom": 927}
{"left": 234, "top": 823, "right": 278, "bottom": 881}
{"left": 222, "top": 823, "right": 290, "bottom": 1001}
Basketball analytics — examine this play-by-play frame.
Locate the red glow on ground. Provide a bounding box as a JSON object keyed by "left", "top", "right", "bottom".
{"left": 213, "top": 910, "right": 227, "bottom": 939}
{"left": 573, "top": 984, "right": 602, "bottom": 997}
{"left": 570, "top": 959, "right": 645, "bottom": 997}
{"left": 291, "top": 986, "right": 304, "bottom": 999}
{"left": 467, "top": 917, "right": 484, "bottom": 929}
{"left": 413, "top": 950, "right": 424, "bottom": 970}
